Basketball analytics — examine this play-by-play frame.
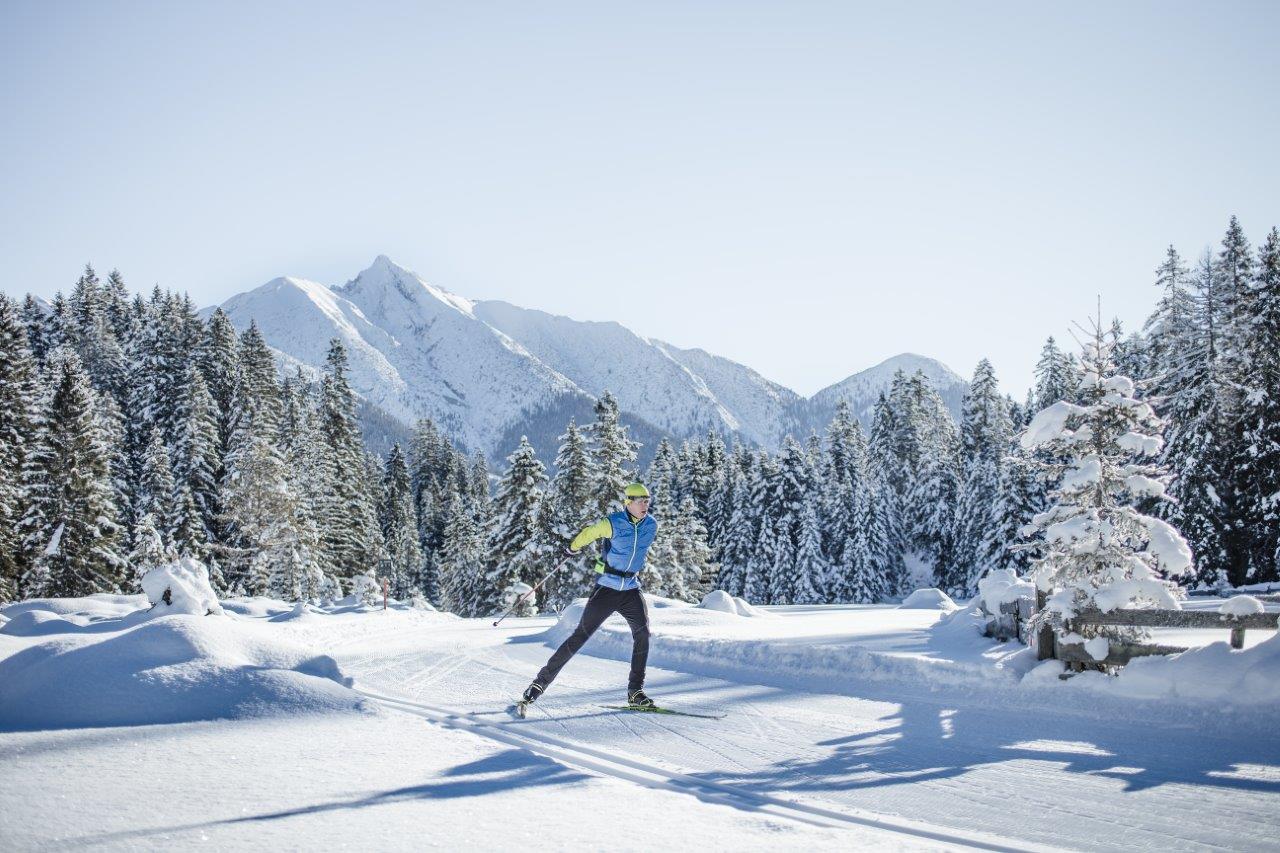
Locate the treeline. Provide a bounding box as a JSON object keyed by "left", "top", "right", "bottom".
{"left": 0, "top": 216, "right": 1275, "bottom": 609}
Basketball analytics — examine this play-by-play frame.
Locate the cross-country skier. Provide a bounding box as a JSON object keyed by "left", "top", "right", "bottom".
{"left": 521, "top": 482, "right": 658, "bottom": 709}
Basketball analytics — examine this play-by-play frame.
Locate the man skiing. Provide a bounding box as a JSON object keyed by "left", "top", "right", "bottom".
{"left": 522, "top": 482, "right": 658, "bottom": 710}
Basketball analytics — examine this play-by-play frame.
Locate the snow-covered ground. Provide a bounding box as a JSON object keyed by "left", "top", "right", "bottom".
{"left": 2, "top": 590, "right": 1278, "bottom": 851}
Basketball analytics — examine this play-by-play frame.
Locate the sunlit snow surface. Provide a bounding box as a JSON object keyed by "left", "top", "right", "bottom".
{"left": 1, "top": 592, "right": 1278, "bottom": 850}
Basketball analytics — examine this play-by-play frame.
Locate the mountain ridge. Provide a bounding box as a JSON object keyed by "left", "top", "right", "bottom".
{"left": 206, "top": 256, "right": 970, "bottom": 461}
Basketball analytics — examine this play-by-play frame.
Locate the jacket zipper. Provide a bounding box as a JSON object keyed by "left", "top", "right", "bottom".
{"left": 624, "top": 518, "right": 641, "bottom": 589}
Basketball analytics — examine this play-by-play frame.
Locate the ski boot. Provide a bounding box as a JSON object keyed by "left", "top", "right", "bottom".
{"left": 515, "top": 681, "right": 545, "bottom": 718}
{"left": 626, "top": 689, "right": 656, "bottom": 709}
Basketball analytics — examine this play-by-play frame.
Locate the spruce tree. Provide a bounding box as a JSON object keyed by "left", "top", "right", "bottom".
{"left": 19, "top": 352, "right": 126, "bottom": 597}
{"left": 791, "top": 497, "right": 827, "bottom": 605}
{"left": 482, "top": 437, "right": 548, "bottom": 615}
{"left": 587, "top": 391, "right": 638, "bottom": 515}
{"left": 137, "top": 427, "right": 177, "bottom": 547}
{"left": 316, "top": 339, "right": 385, "bottom": 579}
{"left": 542, "top": 419, "right": 599, "bottom": 609}
{"left": 673, "top": 494, "right": 714, "bottom": 598}
{"left": 1236, "top": 227, "right": 1280, "bottom": 580}
{"left": 0, "top": 296, "right": 40, "bottom": 601}
{"left": 380, "top": 444, "right": 423, "bottom": 599}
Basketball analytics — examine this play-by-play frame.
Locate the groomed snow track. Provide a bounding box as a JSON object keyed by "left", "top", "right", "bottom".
{"left": 358, "top": 688, "right": 1053, "bottom": 853}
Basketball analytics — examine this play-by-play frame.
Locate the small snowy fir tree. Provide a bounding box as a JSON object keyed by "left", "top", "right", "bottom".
{"left": 672, "top": 495, "right": 714, "bottom": 598}
{"left": 1020, "top": 320, "right": 1193, "bottom": 665}
{"left": 481, "top": 437, "right": 548, "bottom": 615}
{"left": 790, "top": 497, "right": 827, "bottom": 605}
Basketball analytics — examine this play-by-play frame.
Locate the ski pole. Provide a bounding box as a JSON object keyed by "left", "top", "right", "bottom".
{"left": 492, "top": 555, "right": 572, "bottom": 627}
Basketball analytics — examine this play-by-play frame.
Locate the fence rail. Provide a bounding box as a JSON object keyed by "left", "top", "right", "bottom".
{"left": 987, "top": 595, "right": 1280, "bottom": 669}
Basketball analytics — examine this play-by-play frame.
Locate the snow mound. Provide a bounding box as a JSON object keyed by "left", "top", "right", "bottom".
{"left": 1056, "top": 632, "right": 1280, "bottom": 708}
{"left": 898, "top": 588, "right": 958, "bottom": 610}
{"left": 977, "top": 569, "right": 1034, "bottom": 615}
{"left": 1219, "top": 595, "right": 1265, "bottom": 617}
{"left": 141, "top": 558, "right": 223, "bottom": 617}
{"left": 2, "top": 593, "right": 147, "bottom": 622}
{"left": 1, "top": 609, "right": 93, "bottom": 637}
{"left": 269, "top": 601, "right": 323, "bottom": 622}
{"left": 696, "top": 590, "right": 772, "bottom": 617}
{"left": 0, "top": 615, "right": 365, "bottom": 731}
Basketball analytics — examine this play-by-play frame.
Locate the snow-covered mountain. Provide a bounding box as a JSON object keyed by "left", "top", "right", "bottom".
{"left": 802, "top": 353, "right": 969, "bottom": 432}
{"left": 208, "top": 256, "right": 967, "bottom": 461}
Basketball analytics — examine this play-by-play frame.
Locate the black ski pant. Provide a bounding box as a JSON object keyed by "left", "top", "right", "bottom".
{"left": 536, "top": 585, "right": 649, "bottom": 693}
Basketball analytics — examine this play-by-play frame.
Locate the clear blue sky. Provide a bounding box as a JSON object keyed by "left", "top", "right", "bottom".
{"left": 2, "top": 1, "right": 1276, "bottom": 397}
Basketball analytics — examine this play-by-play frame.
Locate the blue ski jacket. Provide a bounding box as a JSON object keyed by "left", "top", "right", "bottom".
{"left": 569, "top": 510, "right": 658, "bottom": 591}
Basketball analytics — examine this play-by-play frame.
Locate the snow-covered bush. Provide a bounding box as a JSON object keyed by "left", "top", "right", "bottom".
{"left": 977, "top": 568, "right": 1034, "bottom": 616}
{"left": 140, "top": 558, "right": 223, "bottom": 616}
{"left": 347, "top": 572, "right": 383, "bottom": 608}
{"left": 502, "top": 581, "right": 536, "bottom": 617}
{"left": 1019, "top": 323, "right": 1192, "bottom": 659}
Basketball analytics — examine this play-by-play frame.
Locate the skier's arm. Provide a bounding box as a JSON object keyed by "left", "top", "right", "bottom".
{"left": 567, "top": 518, "right": 612, "bottom": 553}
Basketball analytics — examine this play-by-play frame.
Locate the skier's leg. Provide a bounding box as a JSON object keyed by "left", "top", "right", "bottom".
{"left": 616, "top": 588, "right": 650, "bottom": 693}
{"left": 534, "top": 586, "right": 615, "bottom": 689}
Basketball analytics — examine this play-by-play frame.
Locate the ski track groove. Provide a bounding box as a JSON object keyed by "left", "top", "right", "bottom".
{"left": 358, "top": 687, "right": 1057, "bottom": 853}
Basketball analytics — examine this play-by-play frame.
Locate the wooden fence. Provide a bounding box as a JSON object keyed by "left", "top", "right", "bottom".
{"left": 986, "top": 593, "right": 1280, "bottom": 669}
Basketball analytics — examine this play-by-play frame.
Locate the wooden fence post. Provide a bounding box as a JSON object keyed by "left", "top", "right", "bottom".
{"left": 1034, "top": 588, "right": 1056, "bottom": 661}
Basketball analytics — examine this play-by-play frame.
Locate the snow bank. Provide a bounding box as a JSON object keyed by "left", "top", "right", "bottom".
{"left": 1027, "top": 632, "right": 1280, "bottom": 708}
{"left": 141, "top": 558, "right": 223, "bottom": 616}
{"left": 897, "top": 588, "right": 957, "bottom": 611}
{"left": 0, "top": 614, "right": 365, "bottom": 731}
{"left": 696, "top": 590, "right": 772, "bottom": 617}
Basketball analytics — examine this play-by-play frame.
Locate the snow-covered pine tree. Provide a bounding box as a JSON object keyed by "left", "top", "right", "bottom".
{"left": 767, "top": 437, "right": 813, "bottom": 605}
{"left": 744, "top": 519, "right": 775, "bottom": 605}
{"left": 1151, "top": 249, "right": 1231, "bottom": 588}
{"left": 481, "top": 436, "right": 548, "bottom": 615}
{"left": 949, "top": 359, "right": 1014, "bottom": 596}
{"left": 0, "top": 296, "right": 41, "bottom": 601}
{"left": 438, "top": 493, "right": 486, "bottom": 616}
{"left": 1236, "top": 228, "right": 1280, "bottom": 580}
{"left": 540, "top": 418, "right": 599, "bottom": 610}
{"left": 170, "top": 362, "right": 220, "bottom": 562}
{"left": 673, "top": 494, "right": 714, "bottom": 598}
{"left": 380, "top": 443, "right": 423, "bottom": 599}
{"left": 218, "top": 321, "right": 288, "bottom": 592}
{"left": 865, "top": 392, "right": 908, "bottom": 592}
{"left": 469, "top": 452, "right": 490, "bottom": 504}
{"left": 136, "top": 427, "right": 177, "bottom": 548}
{"left": 693, "top": 430, "right": 728, "bottom": 525}
{"left": 1033, "top": 337, "right": 1079, "bottom": 410}
{"left": 791, "top": 496, "right": 827, "bottom": 604}
{"left": 1020, "top": 320, "right": 1191, "bottom": 663}
{"left": 199, "top": 308, "right": 240, "bottom": 460}
{"left": 20, "top": 294, "right": 54, "bottom": 367}
{"left": 712, "top": 460, "right": 752, "bottom": 597}
{"left": 19, "top": 352, "right": 127, "bottom": 598}
{"left": 587, "top": 391, "right": 638, "bottom": 516}
{"left": 646, "top": 438, "right": 681, "bottom": 517}
{"left": 843, "top": 482, "right": 888, "bottom": 603}
{"left": 1144, "top": 247, "right": 1197, "bottom": 395}
{"left": 316, "top": 338, "right": 384, "bottom": 580}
